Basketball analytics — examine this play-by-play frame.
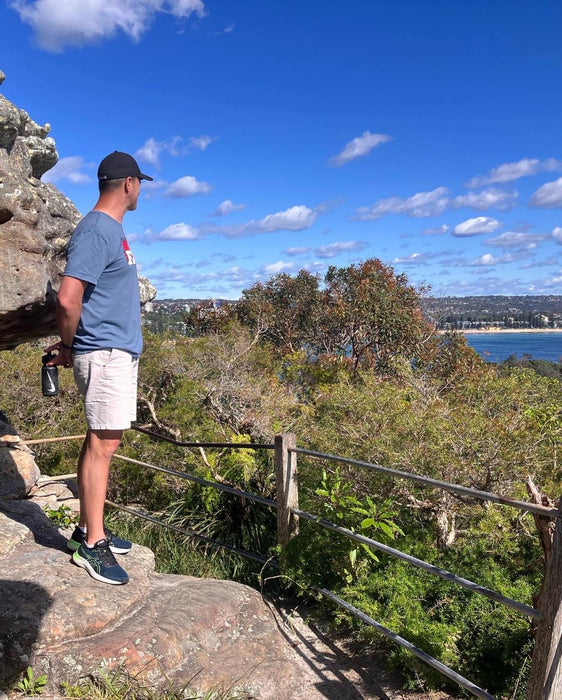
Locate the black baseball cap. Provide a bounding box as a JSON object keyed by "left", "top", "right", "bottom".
{"left": 97, "top": 151, "right": 153, "bottom": 181}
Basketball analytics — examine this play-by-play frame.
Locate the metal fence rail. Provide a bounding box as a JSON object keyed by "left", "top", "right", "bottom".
{"left": 113, "top": 453, "right": 276, "bottom": 508}
{"left": 290, "top": 446, "right": 559, "bottom": 518}
{"left": 132, "top": 425, "right": 275, "bottom": 450}
{"left": 294, "top": 507, "right": 539, "bottom": 619}
{"left": 105, "top": 499, "right": 275, "bottom": 566}
{"left": 28, "top": 430, "right": 560, "bottom": 698}
{"left": 315, "top": 587, "right": 496, "bottom": 700}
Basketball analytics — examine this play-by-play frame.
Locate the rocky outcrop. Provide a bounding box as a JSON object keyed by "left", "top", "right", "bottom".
{"left": 0, "top": 501, "right": 306, "bottom": 699}
{"left": 0, "top": 411, "right": 39, "bottom": 499}
{"left": 139, "top": 275, "right": 157, "bottom": 305}
{"left": 0, "top": 73, "right": 81, "bottom": 350}
{"left": 0, "top": 70, "right": 156, "bottom": 351}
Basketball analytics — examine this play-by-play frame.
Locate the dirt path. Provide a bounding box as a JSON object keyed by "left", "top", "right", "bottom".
{"left": 269, "top": 597, "right": 458, "bottom": 700}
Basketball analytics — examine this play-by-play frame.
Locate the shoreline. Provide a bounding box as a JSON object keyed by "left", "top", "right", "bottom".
{"left": 437, "top": 328, "right": 562, "bottom": 335}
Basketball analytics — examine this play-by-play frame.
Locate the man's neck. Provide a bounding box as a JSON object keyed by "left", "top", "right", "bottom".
{"left": 92, "top": 199, "right": 126, "bottom": 223}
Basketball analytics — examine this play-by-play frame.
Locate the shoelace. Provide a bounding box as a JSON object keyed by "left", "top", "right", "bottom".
{"left": 91, "top": 539, "right": 118, "bottom": 565}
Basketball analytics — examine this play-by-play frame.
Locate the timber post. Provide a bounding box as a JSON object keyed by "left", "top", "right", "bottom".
{"left": 527, "top": 498, "right": 562, "bottom": 700}
{"left": 274, "top": 433, "right": 299, "bottom": 549}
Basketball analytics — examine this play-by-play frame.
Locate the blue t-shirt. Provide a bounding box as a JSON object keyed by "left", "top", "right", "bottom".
{"left": 63, "top": 210, "right": 143, "bottom": 357}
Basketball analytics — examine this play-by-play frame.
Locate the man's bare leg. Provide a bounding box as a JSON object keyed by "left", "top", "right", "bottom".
{"left": 77, "top": 429, "right": 122, "bottom": 545}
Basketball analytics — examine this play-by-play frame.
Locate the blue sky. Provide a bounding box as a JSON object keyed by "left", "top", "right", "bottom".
{"left": 2, "top": 1, "right": 562, "bottom": 299}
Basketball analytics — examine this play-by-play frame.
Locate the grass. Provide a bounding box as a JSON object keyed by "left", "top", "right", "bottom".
{"left": 59, "top": 663, "right": 249, "bottom": 699}
{"left": 103, "top": 510, "right": 270, "bottom": 587}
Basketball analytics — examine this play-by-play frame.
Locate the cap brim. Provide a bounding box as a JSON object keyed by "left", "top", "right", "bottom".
{"left": 140, "top": 173, "right": 154, "bottom": 181}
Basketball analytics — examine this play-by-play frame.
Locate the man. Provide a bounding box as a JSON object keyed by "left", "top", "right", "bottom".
{"left": 47, "top": 151, "right": 152, "bottom": 585}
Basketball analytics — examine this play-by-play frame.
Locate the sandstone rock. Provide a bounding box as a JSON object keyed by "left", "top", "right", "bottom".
{"left": 0, "top": 511, "right": 31, "bottom": 556}
{"left": 0, "top": 500, "right": 304, "bottom": 699}
{"left": 0, "top": 79, "right": 81, "bottom": 350}
{"left": 0, "top": 72, "right": 156, "bottom": 351}
{"left": 27, "top": 478, "right": 79, "bottom": 513}
{"left": 0, "top": 95, "right": 19, "bottom": 150}
{"left": 0, "top": 443, "right": 40, "bottom": 499}
{"left": 0, "top": 411, "right": 40, "bottom": 499}
{"left": 139, "top": 275, "right": 157, "bottom": 305}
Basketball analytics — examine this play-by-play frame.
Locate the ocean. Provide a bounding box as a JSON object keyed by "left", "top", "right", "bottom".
{"left": 464, "top": 332, "right": 562, "bottom": 363}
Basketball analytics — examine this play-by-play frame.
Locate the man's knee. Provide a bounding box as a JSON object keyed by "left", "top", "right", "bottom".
{"left": 86, "top": 429, "right": 123, "bottom": 460}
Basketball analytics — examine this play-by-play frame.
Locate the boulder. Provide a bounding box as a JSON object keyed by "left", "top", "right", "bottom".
{"left": 0, "top": 78, "right": 81, "bottom": 350}
{"left": 0, "top": 71, "right": 156, "bottom": 351}
{"left": 0, "top": 502, "right": 305, "bottom": 699}
{"left": 0, "top": 411, "right": 39, "bottom": 499}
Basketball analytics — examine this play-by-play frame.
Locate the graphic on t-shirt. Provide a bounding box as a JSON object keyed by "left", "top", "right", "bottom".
{"left": 122, "top": 238, "right": 136, "bottom": 266}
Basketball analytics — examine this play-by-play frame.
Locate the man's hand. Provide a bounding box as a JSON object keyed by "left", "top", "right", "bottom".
{"left": 44, "top": 342, "right": 73, "bottom": 368}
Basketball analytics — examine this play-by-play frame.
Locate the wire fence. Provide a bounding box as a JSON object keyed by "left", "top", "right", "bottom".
{"left": 23, "top": 429, "right": 561, "bottom": 700}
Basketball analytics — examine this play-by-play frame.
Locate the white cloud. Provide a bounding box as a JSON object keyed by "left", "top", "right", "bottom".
{"left": 529, "top": 177, "right": 562, "bottom": 208}
{"left": 355, "top": 186, "right": 449, "bottom": 221}
{"left": 422, "top": 224, "right": 450, "bottom": 235}
{"left": 329, "top": 131, "right": 392, "bottom": 166}
{"left": 136, "top": 135, "right": 214, "bottom": 168}
{"left": 149, "top": 264, "right": 251, "bottom": 292}
{"left": 10, "top": 0, "right": 206, "bottom": 52}
{"left": 314, "top": 241, "right": 368, "bottom": 259}
{"left": 155, "top": 222, "right": 202, "bottom": 240}
{"left": 256, "top": 205, "right": 317, "bottom": 232}
{"left": 42, "top": 155, "right": 92, "bottom": 183}
{"left": 466, "top": 158, "right": 562, "bottom": 188}
{"left": 214, "top": 22, "right": 235, "bottom": 35}
{"left": 211, "top": 199, "right": 247, "bottom": 216}
{"left": 136, "top": 136, "right": 181, "bottom": 168}
{"left": 165, "top": 175, "right": 212, "bottom": 198}
{"left": 202, "top": 205, "right": 318, "bottom": 238}
{"left": 452, "top": 188, "right": 518, "bottom": 211}
{"left": 469, "top": 252, "right": 528, "bottom": 267}
{"left": 284, "top": 246, "right": 311, "bottom": 256}
{"left": 188, "top": 135, "right": 215, "bottom": 151}
{"left": 392, "top": 253, "right": 426, "bottom": 265}
{"left": 485, "top": 232, "right": 548, "bottom": 250}
{"left": 544, "top": 273, "right": 562, "bottom": 287}
{"left": 261, "top": 261, "right": 297, "bottom": 275}
{"left": 471, "top": 253, "right": 501, "bottom": 266}
{"left": 552, "top": 226, "right": 562, "bottom": 244}
{"left": 453, "top": 216, "right": 503, "bottom": 236}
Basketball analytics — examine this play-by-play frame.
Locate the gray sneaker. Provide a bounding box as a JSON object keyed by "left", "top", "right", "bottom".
{"left": 72, "top": 538, "right": 129, "bottom": 585}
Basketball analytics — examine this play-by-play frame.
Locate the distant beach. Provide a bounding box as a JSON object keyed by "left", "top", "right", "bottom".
{"left": 438, "top": 328, "right": 562, "bottom": 335}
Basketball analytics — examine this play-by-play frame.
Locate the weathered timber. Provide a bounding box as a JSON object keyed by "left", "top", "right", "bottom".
{"left": 527, "top": 495, "right": 562, "bottom": 699}
{"left": 274, "top": 433, "right": 299, "bottom": 548}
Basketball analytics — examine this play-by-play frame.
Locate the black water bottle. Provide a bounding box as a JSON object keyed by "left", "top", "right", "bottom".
{"left": 41, "top": 352, "right": 59, "bottom": 397}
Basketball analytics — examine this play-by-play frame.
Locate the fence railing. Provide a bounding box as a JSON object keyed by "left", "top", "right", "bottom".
{"left": 21, "top": 429, "right": 561, "bottom": 700}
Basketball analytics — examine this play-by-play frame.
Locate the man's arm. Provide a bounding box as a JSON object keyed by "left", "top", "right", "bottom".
{"left": 47, "top": 276, "right": 88, "bottom": 367}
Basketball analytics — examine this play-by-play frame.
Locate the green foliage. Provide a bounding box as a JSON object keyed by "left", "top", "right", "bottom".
{"left": 501, "top": 354, "right": 562, "bottom": 381}
{"left": 236, "top": 259, "right": 435, "bottom": 373}
{"left": 314, "top": 467, "right": 403, "bottom": 581}
{"left": 0, "top": 261, "right": 559, "bottom": 696}
{"left": 14, "top": 666, "right": 48, "bottom": 696}
{"left": 43, "top": 503, "right": 78, "bottom": 527}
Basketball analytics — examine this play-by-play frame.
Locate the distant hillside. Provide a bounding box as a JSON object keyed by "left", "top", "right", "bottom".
{"left": 146, "top": 295, "right": 562, "bottom": 333}
{"left": 422, "top": 295, "right": 562, "bottom": 329}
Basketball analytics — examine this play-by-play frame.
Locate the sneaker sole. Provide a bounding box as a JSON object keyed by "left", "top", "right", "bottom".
{"left": 67, "top": 539, "right": 131, "bottom": 555}
{"left": 72, "top": 551, "right": 129, "bottom": 585}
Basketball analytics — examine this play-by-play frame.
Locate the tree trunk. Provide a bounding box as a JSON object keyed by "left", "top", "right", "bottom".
{"left": 527, "top": 485, "right": 561, "bottom": 700}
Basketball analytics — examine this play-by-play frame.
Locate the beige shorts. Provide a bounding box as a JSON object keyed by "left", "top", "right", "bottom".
{"left": 73, "top": 349, "right": 139, "bottom": 431}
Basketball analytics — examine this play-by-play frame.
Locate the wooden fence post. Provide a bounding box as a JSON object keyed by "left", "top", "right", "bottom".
{"left": 274, "top": 433, "right": 299, "bottom": 549}
{"left": 527, "top": 499, "right": 562, "bottom": 700}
